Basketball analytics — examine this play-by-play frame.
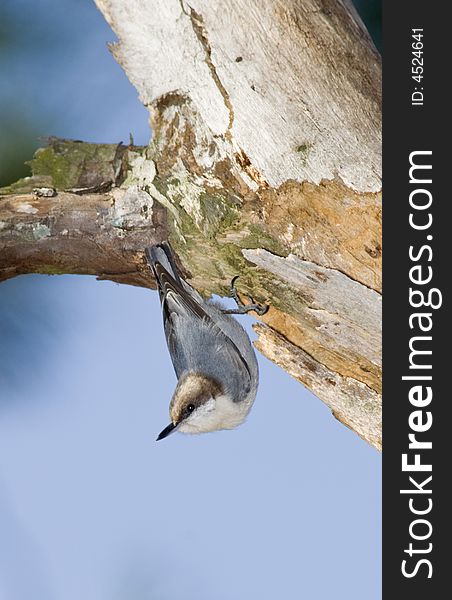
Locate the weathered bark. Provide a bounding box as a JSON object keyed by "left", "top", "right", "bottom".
{"left": 0, "top": 0, "right": 381, "bottom": 449}
{"left": 0, "top": 140, "right": 167, "bottom": 286}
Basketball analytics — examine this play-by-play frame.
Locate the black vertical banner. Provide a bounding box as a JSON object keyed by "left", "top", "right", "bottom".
{"left": 383, "top": 1, "right": 450, "bottom": 598}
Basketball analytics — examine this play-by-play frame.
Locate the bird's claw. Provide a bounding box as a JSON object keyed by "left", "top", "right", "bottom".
{"left": 224, "top": 276, "right": 269, "bottom": 316}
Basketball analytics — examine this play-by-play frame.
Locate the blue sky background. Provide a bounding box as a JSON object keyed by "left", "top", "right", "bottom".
{"left": 0, "top": 1, "right": 381, "bottom": 598}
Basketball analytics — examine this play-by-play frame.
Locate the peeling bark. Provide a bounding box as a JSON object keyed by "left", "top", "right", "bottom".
{"left": 254, "top": 323, "right": 381, "bottom": 450}
{"left": 0, "top": 0, "right": 381, "bottom": 448}
{"left": 0, "top": 140, "right": 167, "bottom": 285}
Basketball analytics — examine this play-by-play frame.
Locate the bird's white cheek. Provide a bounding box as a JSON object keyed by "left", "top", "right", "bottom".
{"left": 178, "top": 395, "right": 250, "bottom": 434}
{"left": 178, "top": 399, "right": 215, "bottom": 434}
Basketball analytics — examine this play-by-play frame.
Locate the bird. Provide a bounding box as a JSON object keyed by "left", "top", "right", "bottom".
{"left": 145, "top": 243, "right": 268, "bottom": 441}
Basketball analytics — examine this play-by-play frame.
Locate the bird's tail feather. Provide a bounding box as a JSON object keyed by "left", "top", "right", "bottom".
{"left": 145, "top": 243, "right": 182, "bottom": 285}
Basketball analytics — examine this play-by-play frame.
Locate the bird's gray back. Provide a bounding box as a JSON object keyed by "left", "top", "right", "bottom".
{"left": 147, "top": 244, "right": 258, "bottom": 404}
{"left": 168, "top": 302, "right": 258, "bottom": 404}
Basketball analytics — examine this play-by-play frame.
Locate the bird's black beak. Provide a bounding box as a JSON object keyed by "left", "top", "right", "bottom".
{"left": 156, "top": 422, "right": 177, "bottom": 441}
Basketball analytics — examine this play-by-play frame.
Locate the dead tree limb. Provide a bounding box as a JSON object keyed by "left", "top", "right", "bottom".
{"left": 0, "top": 0, "right": 381, "bottom": 449}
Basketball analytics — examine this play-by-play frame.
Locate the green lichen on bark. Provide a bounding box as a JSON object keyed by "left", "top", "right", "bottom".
{"left": 0, "top": 138, "right": 144, "bottom": 195}
{"left": 146, "top": 164, "right": 254, "bottom": 297}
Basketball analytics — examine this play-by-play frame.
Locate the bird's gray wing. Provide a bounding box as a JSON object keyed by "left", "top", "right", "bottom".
{"left": 156, "top": 276, "right": 252, "bottom": 400}
{"left": 169, "top": 314, "right": 253, "bottom": 401}
{"left": 147, "top": 244, "right": 253, "bottom": 399}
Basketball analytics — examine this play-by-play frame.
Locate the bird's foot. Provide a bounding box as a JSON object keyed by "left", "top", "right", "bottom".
{"left": 222, "top": 276, "right": 269, "bottom": 316}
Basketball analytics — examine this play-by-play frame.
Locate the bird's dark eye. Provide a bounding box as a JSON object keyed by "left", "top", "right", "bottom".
{"left": 187, "top": 404, "right": 195, "bottom": 413}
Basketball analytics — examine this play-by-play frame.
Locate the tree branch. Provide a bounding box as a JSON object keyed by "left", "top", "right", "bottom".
{"left": 0, "top": 0, "right": 381, "bottom": 448}
{"left": 0, "top": 139, "right": 167, "bottom": 285}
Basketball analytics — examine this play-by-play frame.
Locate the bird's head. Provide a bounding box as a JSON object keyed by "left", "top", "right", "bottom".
{"left": 156, "top": 371, "right": 248, "bottom": 440}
